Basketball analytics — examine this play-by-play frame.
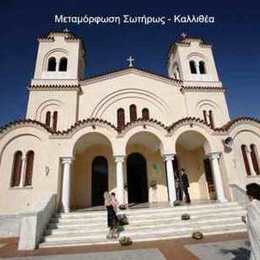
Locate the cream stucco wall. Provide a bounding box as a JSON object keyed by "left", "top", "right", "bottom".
{"left": 176, "top": 144, "right": 209, "bottom": 200}
{"left": 26, "top": 89, "right": 79, "bottom": 130}
{"left": 168, "top": 39, "right": 219, "bottom": 82}
{"left": 34, "top": 33, "right": 84, "bottom": 80}
{"left": 222, "top": 123, "right": 260, "bottom": 189}
{"left": 0, "top": 33, "right": 259, "bottom": 215}
{"left": 184, "top": 90, "right": 230, "bottom": 127}
{"left": 79, "top": 73, "right": 184, "bottom": 126}
{"left": 0, "top": 127, "right": 61, "bottom": 213}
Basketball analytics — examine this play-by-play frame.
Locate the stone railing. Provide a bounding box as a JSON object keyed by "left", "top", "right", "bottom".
{"left": 0, "top": 213, "right": 23, "bottom": 238}
{"left": 229, "top": 184, "right": 249, "bottom": 208}
{"left": 18, "top": 193, "right": 57, "bottom": 250}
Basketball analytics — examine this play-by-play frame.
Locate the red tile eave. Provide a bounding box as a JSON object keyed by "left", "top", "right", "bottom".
{"left": 0, "top": 117, "right": 259, "bottom": 136}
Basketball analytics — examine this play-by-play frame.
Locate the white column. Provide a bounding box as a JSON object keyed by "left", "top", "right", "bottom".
{"left": 246, "top": 147, "right": 256, "bottom": 176}
{"left": 164, "top": 154, "right": 177, "bottom": 205}
{"left": 208, "top": 153, "right": 227, "bottom": 202}
{"left": 19, "top": 156, "right": 27, "bottom": 187}
{"left": 61, "top": 157, "right": 73, "bottom": 213}
{"left": 114, "top": 156, "right": 125, "bottom": 205}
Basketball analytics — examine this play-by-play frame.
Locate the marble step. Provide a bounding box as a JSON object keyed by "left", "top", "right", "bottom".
{"left": 48, "top": 212, "right": 245, "bottom": 231}
{"left": 46, "top": 216, "right": 244, "bottom": 236}
{"left": 55, "top": 202, "right": 241, "bottom": 219}
{"left": 40, "top": 223, "right": 246, "bottom": 248}
{"left": 50, "top": 207, "right": 246, "bottom": 224}
{"left": 40, "top": 202, "right": 246, "bottom": 249}
{"left": 44, "top": 221, "right": 246, "bottom": 242}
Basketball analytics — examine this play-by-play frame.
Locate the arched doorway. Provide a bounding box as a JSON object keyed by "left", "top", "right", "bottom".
{"left": 71, "top": 132, "right": 112, "bottom": 209}
{"left": 127, "top": 153, "right": 148, "bottom": 203}
{"left": 175, "top": 130, "right": 216, "bottom": 201}
{"left": 91, "top": 156, "right": 108, "bottom": 206}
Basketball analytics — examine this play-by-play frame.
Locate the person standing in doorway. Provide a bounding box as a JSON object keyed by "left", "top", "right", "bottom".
{"left": 180, "top": 168, "right": 191, "bottom": 203}
{"left": 175, "top": 174, "right": 183, "bottom": 201}
{"left": 104, "top": 191, "right": 118, "bottom": 239}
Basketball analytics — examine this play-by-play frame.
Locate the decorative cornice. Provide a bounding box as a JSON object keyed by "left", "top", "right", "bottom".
{"left": 167, "top": 117, "right": 211, "bottom": 132}
{"left": 1, "top": 117, "right": 259, "bottom": 137}
{"left": 38, "top": 31, "right": 78, "bottom": 41}
{"left": 175, "top": 37, "right": 211, "bottom": 47}
{"left": 80, "top": 67, "right": 180, "bottom": 86}
{"left": 118, "top": 118, "right": 168, "bottom": 134}
{"left": 180, "top": 86, "right": 225, "bottom": 92}
{"left": 0, "top": 119, "right": 54, "bottom": 135}
{"left": 215, "top": 117, "right": 260, "bottom": 132}
{"left": 53, "top": 118, "right": 118, "bottom": 136}
{"left": 28, "top": 85, "right": 81, "bottom": 91}
{"left": 37, "top": 31, "right": 86, "bottom": 53}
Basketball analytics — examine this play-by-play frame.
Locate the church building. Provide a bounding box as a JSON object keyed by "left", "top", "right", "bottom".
{"left": 0, "top": 31, "right": 259, "bottom": 219}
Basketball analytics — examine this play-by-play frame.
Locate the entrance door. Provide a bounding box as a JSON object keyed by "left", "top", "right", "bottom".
{"left": 127, "top": 153, "right": 148, "bottom": 203}
{"left": 92, "top": 156, "right": 108, "bottom": 206}
{"left": 204, "top": 158, "right": 217, "bottom": 200}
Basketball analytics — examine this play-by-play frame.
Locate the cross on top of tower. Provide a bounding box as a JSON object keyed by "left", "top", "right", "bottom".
{"left": 181, "top": 32, "right": 187, "bottom": 39}
{"left": 127, "top": 56, "right": 135, "bottom": 67}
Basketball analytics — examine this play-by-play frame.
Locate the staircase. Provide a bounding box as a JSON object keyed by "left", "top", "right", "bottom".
{"left": 39, "top": 201, "right": 247, "bottom": 248}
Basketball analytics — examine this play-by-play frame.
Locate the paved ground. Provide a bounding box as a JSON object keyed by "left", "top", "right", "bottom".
{"left": 186, "top": 239, "right": 250, "bottom": 260}
{"left": 0, "top": 232, "right": 249, "bottom": 260}
{"left": 5, "top": 249, "right": 166, "bottom": 260}
{"left": 0, "top": 244, "right": 6, "bottom": 249}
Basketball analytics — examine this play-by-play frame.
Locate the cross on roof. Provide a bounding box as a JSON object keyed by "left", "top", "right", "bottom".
{"left": 127, "top": 56, "right": 135, "bottom": 67}
{"left": 181, "top": 32, "right": 187, "bottom": 39}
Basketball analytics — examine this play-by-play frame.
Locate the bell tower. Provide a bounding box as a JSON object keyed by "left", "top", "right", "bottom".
{"left": 26, "top": 30, "right": 86, "bottom": 131}
{"left": 168, "top": 35, "right": 220, "bottom": 83}
{"left": 33, "top": 30, "right": 85, "bottom": 83}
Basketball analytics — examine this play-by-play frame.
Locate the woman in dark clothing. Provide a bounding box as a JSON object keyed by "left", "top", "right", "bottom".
{"left": 104, "top": 191, "right": 118, "bottom": 239}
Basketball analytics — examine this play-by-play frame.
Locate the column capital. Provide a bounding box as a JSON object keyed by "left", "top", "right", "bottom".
{"left": 114, "top": 155, "right": 125, "bottom": 163}
{"left": 61, "top": 157, "right": 74, "bottom": 164}
{"left": 207, "top": 152, "right": 221, "bottom": 160}
{"left": 163, "top": 154, "right": 175, "bottom": 161}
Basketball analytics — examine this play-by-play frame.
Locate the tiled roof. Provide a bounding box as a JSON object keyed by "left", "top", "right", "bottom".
{"left": 167, "top": 117, "right": 211, "bottom": 131}
{"left": 215, "top": 117, "right": 260, "bottom": 132}
{"left": 119, "top": 118, "right": 168, "bottom": 133}
{"left": 0, "top": 119, "right": 54, "bottom": 134}
{"left": 81, "top": 67, "right": 179, "bottom": 85}
{"left": 1, "top": 117, "right": 259, "bottom": 136}
{"left": 53, "top": 118, "right": 117, "bottom": 135}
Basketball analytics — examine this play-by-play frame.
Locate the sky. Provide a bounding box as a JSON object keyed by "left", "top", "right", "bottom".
{"left": 0, "top": 1, "right": 260, "bottom": 127}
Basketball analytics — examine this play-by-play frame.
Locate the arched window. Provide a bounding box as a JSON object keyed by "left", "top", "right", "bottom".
{"left": 24, "top": 151, "right": 34, "bottom": 186}
{"left": 250, "top": 144, "right": 260, "bottom": 175}
{"left": 117, "top": 108, "right": 125, "bottom": 130}
{"left": 53, "top": 111, "right": 58, "bottom": 131}
{"left": 241, "top": 145, "right": 251, "bottom": 176}
{"left": 199, "top": 61, "right": 206, "bottom": 74}
{"left": 45, "top": 111, "right": 51, "bottom": 127}
{"left": 59, "top": 57, "right": 68, "bottom": 71}
{"left": 203, "top": 110, "right": 208, "bottom": 124}
{"left": 142, "top": 108, "right": 149, "bottom": 120}
{"left": 11, "top": 151, "right": 22, "bottom": 187}
{"left": 189, "top": 60, "right": 197, "bottom": 74}
{"left": 130, "top": 104, "right": 137, "bottom": 122}
{"left": 209, "top": 110, "right": 215, "bottom": 129}
{"left": 47, "top": 57, "right": 56, "bottom": 71}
